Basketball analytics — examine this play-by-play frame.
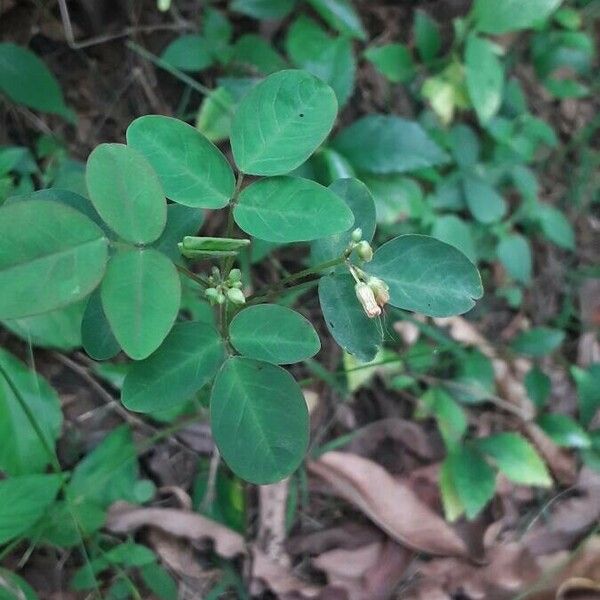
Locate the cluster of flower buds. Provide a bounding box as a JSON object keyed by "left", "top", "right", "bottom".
{"left": 354, "top": 275, "right": 390, "bottom": 319}
{"left": 347, "top": 228, "right": 374, "bottom": 262}
{"left": 205, "top": 267, "right": 246, "bottom": 306}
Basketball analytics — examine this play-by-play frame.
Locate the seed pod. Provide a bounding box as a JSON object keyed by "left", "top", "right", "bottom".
{"left": 355, "top": 282, "right": 381, "bottom": 318}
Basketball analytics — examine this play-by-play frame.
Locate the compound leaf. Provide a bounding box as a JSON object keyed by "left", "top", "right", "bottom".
{"left": 230, "top": 70, "right": 337, "bottom": 176}
{"left": 234, "top": 176, "right": 354, "bottom": 242}
{"left": 0, "top": 200, "right": 108, "bottom": 319}
{"left": 230, "top": 304, "right": 320, "bottom": 364}
{"left": 127, "top": 116, "right": 235, "bottom": 209}
{"left": 86, "top": 143, "right": 166, "bottom": 244}
{"left": 101, "top": 249, "right": 181, "bottom": 360}
{"left": 122, "top": 322, "right": 226, "bottom": 413}
{"left": 365, "top": 235, "right": 483, "bottom": 317}
{"left": 211, "top": 357, "right": 309, "bottom": 484}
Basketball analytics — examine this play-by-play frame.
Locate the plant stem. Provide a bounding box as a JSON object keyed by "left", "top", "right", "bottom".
{"left": 176, "top": 264, "right": 210, "bottom": 288}
{"left": 249, "top": 255, "right": 346, "bottom": 301}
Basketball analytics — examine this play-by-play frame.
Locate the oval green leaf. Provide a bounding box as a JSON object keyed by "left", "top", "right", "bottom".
{"left": 311, "top": 178, "right": 376, "bottom": 266}
{"left": 0, "top": 348, "right": 62, "bottom": 475}
{"left": 127, "top": 116, "right": 235, "bottom": 209}
{"left": 160, "top": 35, "right": 213, "bottom": 72}
{"left": 332, "top": 115, "right": 449, "bottom": 174}
{"left": 210, "top": 357, "right": 309, "bottom": 484}
{"left": 122, "top": 321, "right": 226, "bottom": 413}
{"left": 365, "top": 234, "right": 483, "bottom": 317}
{"left": 234, "top": 176, "right": 354, "bottom": 242}
{"left": 463, "top": 173, "right": 507, "bottom": 224}
{"left": 0, "top": 200, "right": 108, "bottom": 319}
{"left": 230, "top": 304, "right": 320, "bottom": 364}
{"left": 81, "top": 289, "right": 121, "bottom": 361}
{"left": 86, "top": 143, "right": 166, "bottom": 244}
{"left": 473, "top": 0, "right": 562, "bottom": 34}
{"left": 318, "top": 274, "right": 382, "bottom": 362}
{"left": 230, "top": 70, "right": 338, "bottom": 176}
{"left": 101, "top": 249, "right": 181, "bottom": 360}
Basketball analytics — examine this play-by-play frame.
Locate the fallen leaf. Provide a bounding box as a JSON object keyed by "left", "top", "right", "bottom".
{"left": 106, "top": 502, "right": 245, "bottom": 558}
{"left": 308, "top": 452, "right": 470, "bottom": 558}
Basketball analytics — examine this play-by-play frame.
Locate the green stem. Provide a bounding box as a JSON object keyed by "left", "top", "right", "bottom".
{"left": 247, "top": 279, "right": 318, "bottom": 306}
{"left": 126, "top": 41, "right": 229, "bottom": 109}
{"left": 176, "top": 265, "right": 210, "bottom": 288}
{"left": 249, "top": 255, "right": 346, "bottom": 301}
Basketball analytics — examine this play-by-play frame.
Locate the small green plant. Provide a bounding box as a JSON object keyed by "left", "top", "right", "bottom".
{"left": 0, "top": 69, "right": 482, "bottom": 485}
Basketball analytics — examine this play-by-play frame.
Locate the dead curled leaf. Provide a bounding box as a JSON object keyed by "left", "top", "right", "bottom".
{"left": 308, "top": 451, "right": 470, "bottom": 558}
{"left": 312, "top": 539, "right": 412, "bottom": 600}
{"left": 106, "top": 502, "right": 245, "bottom": 558}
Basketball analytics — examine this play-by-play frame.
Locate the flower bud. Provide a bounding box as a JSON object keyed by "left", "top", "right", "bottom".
{"left": 351, "top": 228, "right": 363, "bottom": 242}
{"left": 355, "top": 282, "right": 381, "bottom": 318}
{"left": 368, "top": 276, "right": 390, "bottom": 307}
{"left": 205, "top": 287, "right": 220, "bottom": 303}
{"left": 226, "top": 287, "right": 246, "bottom": 305}
{"left": 356, "top": 240, "right": 373, "bottom": 262}
{"left": 228, "top": 268, "right": 242, "bottom": 282}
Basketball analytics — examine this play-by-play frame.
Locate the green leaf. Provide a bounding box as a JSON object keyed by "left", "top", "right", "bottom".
{"left": 154, "top": 204, "right": 204, "bottom": 262}
{"left": 230, "top": 304, "right": 320, "bottom": 364}
{"left": 0, "top": 474, "right": 62, "bottom": 544}
{"left": 122, "top": 322, "right": 225, "bottom": 413}
{"left": 3, "top": 300, "right": 86, "bottom": 350}
{"left": 0, "top": 348, "right": 62, "bottom": 475}
{"left": 127, "top": 116, "right": 235, "bottom": 209}
{"left": 511, "top": 327, "right": 565, "bottom": 357}
{"left": 448, "top": 124, "right": 481, "bottom": 169}
{"left": 210, "top": 357, "right": 309, "bottom": 484}
{"left": 465, "top": 34, "right": 504, "bottom": 124}
{"left": 86, "top": 143, "right": 166, "bottom": 244}
{"left": 140, "top": 563, "right": 178, "bottom": 600}
{"left": 230, "top": 70, "right": 338, "bottom": 176}
{"left": 68, "top": 425, "right": 150, "bottom": 508}
{"left": 81, "top": 289, "right": 121, "bottom": 361}
{"left": 231, "top": 34, "right": 287, "bottom": 75}
{"left": 362, "top": 174, "right": 424, "bottom": 224}
{"left": 452, "top": 350, "right": 495, "bottom": 404}
{"left": 525, "top": 366, "right": 551, "bottom": 409}
{"left": 286, "top": 16, "right": 356, "bottom": 105}
{"left": 439, "top": 456, "right": 464, "bottom": 522}
{"left": 463, "top": 173, "right": 507, "bottom": 224}
{"left": 537, "top": 413, "right": 591, "bottom": 449}
{"left": 318, "top": 274, "right": 382, "bottom": 362}
{"left": 101, "top": 249, "right": 181, "bottom": 360}
{"left": 572, "top": 363, "right": 600, "bottom": 427}
{"left": 431, "top": 215, "right": 476, "bottom": 263}
{"left": 414, "top": 10, "right": 441, "bottom": 63}
{"left": 448, "top": 445, "right": 496, "bottom": 520}
{"left": 538, "top": 204, "right": 575, "bottom": 250}
{"left": 306, "top": 0, "right": 366, "bottom": 40}
{"left": 0, "top": 568, "right": 39, "bottom": 600}
{"left": 496, "top": 234, "right": 532, "bottom": 284}
{"left": 421, "top": 387, "right": 467, "bottom": 451}
{"left": 311, "top": 178, "right": 376, "bottom": 266}
{"left": 234, "top": 176, "right": 354, "bottom": 242}
{"left": 0, "top": 43, "right": 73, "bottom": 120}
{"left": 365, "top": 235, "right": 483, "bottom": 317}
{"left": 364, "top": 44, "right": 414, "bottom": 84}
{"left": 160, "top": 35, "right": 213, "bottom": 72}
{"left": 477, "top": 433, "right": 551, "bottom": 486}
{"left": 332, "top": 116, "right": 449, "bottom": 174}
{"left": 203, "top": 8, "right": 233, "bottom": 61}
{"left": 195, "top": 86, "right": 236, "bottom": 143}
{"left": 231, "top": 0, "right": 297, "bottom": 20}
{"left": 473, "top": 0, "right": 563, "bottom": 34}
{"left": 0, "top": 200, "right": 108, "bottom": 319}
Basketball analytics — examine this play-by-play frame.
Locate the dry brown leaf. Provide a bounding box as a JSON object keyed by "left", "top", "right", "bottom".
{"left": 289, "top": 524, "right": 382, "bottom": 556}
{"left": 251, "top": 548, "right": 321, "bottom": 599}
{"left": 106, "top": 502, "right": 245, "bottom": 558}
{"left": 308, "top": 451, "right": 469, "bottom": 558}
{"left": 313, "top": 540, "right": 411, "bottom": 600}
